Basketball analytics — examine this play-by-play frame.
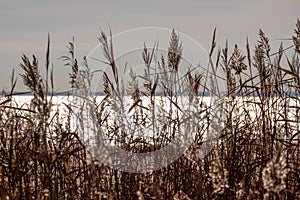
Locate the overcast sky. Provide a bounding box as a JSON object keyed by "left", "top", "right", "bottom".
{"left": 0, "top": 0, "right": 299, "bottom": 91}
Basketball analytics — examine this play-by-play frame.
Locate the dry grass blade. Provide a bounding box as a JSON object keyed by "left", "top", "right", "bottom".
{"left": 209, "top": 27, "right": 217, "bottom": 57}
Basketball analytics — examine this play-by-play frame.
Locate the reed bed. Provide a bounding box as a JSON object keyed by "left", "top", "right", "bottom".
{"left": 0, "top": 19, "right": 300, "bottom": 199}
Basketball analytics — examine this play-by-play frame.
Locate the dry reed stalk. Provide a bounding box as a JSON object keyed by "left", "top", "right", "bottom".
{"left": 0, "top": 19, "right": 299, "bottom": 199}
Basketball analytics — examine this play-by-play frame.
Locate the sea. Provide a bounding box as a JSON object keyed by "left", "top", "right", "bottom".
{"left": 1, "top": 94, "right": 299, "bottom": 145}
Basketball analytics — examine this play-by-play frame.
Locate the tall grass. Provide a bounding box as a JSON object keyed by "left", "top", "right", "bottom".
{"left": 0, "top": 19, "right": 299, "bottom": 199}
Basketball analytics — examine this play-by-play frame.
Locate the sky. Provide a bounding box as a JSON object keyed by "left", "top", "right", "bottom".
{"left": 0, "top": 0, "right": 299, "bottom": 92}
